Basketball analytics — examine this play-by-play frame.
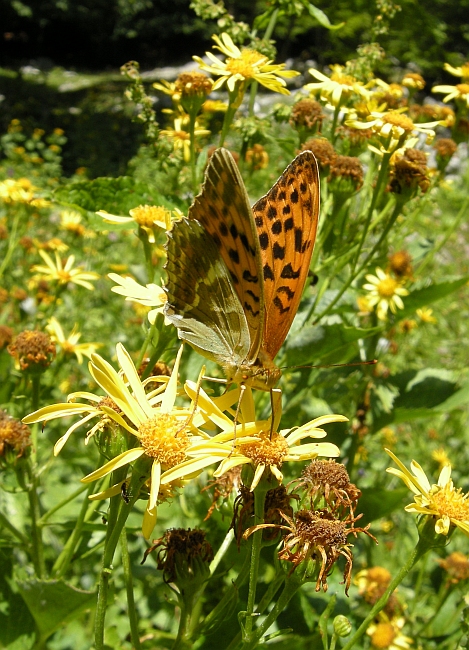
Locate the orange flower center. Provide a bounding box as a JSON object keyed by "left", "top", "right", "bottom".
{"left": 382, "top": 112, "right": 414, "bottom": 132}
{"left": 376, "top": 277, "right": 398, "bottom": 297}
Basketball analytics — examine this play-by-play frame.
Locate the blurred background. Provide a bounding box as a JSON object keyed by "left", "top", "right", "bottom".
{"left": 1, "top": 0, "right": 468, "bottom": 176}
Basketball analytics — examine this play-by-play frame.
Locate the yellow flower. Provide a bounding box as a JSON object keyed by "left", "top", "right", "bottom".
{"left": 366, "top": 614, "right": 413, "bottom": 649}
{"left": 160, "top": 118, "right": 210, "bottom": 162}
{"left": 108, "top": 273, "right": 167, "bottom": 324}
{"left": 59, "top": 210, "right": 86, "bottom": 236}
{"left": 443, "top": 62, "right": 469, "bottom": 82}
{"left": 193, "top": 32, "right": 298, "bottom": 95}
{"left": 416, "top": 307, "right": 437, "bottom": 323}
{"left": 153, "top": 79, "right": 180, "bottom": 101}
{"left": 305, "top": 65, "right": 369, "bottom": 107}
{"left": 97, "top": 204, "right": 172, "bottom": 243}
{"left": 432, "top": 83, "right": 469, "bottom": 108}
{"left": 386, "top": 449, "right": 469, "bottom": 536}
{"left": 0, "top": 178, "right": 49, "bottom": 207}
{"left": 45, "top": 317, "right": 101, "bottom": 363}
{"left": 362, "top": 268, "right": 409, "bottom": 321}
{"left": 30, "top": 250, "right": 99, "bottom": 290}
{"left": 346, "top": 109, "right": 440, "bottom": 153}
{"left": 432, "top": 447, "right": 451, "bottom": 471}
{"left": 163, "top": 386, "right": 345, "bottom": 492}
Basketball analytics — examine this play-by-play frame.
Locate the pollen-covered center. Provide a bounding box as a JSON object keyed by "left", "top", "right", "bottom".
{"left": 239, "top": 431, "right": 289, "bottom": 467}
{"left": 226, "top": 50, "right": 266, "bottom": 78}
{"left": 130, "top": 205, "right": 169, "bottom": 228}
{"left": 376, "top": 277, "right": 399, "bottom": 297}
{"left": 295, "top": 510, "right": 347, "bottom": 546}
{"left": 138, "top": 413, "right": 190, "bottom": 467}
{"left": 432, "top": 484, "right": 469, "bottom": 521}
{"left": 382, "top": 112, "right": 414, "bottom": 132}
{"left": 456, "top": 83, "right": 469, "bottom": 95}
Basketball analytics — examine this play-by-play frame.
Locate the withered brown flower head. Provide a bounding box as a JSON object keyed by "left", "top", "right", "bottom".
{"left": 329, "top": 155, "right": 364, "bottom": 191}
{"left": 202, "top": 466, "right": 242, "bottom": 520}
{"left": 388, "top": 149, "right": 430, "bottom": 196}
{"left": 0, "top": 224, "right": 7, "bottom": 240}
{"left": 434, "top": 138, "right": 458, "bottom": 161}
{"left": 0, "top": 410, "right": 31, "bottom": 457}
{"left": 245, "top": 143, "right": 269, "bottom": 170}
{"left": 0, "top": 287, "right": 8, "bottom": 304}
{"left": 297, "top": 459, "right": 362, "bottom": 514}
{"left": 388, "top": 250, "right": 413, "bottom": 279}
{"left": 355, "top": 566, "right": 400, "bottom": 616}
{"left": 8, "top": 330, "right": 56, "bottom": 371}
{"left": 0, "top": 325, "right": 14, "bottom": 349}
{"left": 142, "top": 528, "right": 213, "bottom": 583}
{"left": 275, "top": 508, "right": 375, "bottom": 595}
{"left": 438, "top": 551, "right": 469, "bottom": 583}
{"left": 175, "top": 71, "right": 213, "bottom": 98}
{"left": 289, "top": 99, "right": 324, "bottom": 130}
{"left": 409, "top": 103, "right": 455, "bottom": 127}
{"left": 302, "top": 137, "right": 336, "bottom": 171}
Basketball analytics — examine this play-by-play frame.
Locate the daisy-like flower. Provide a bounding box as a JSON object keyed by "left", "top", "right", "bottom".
{"left": 193, "top": 32, "right": 299, "bottom": 96}
{"left": 160, "top": 117, "right": 210, "bottom": 162}
{"left": 30, "top": 250, "right": 99, "bottom": 290}
{"left": 431, "top": 82, "right": 469, "bottom": 109}
{"left": 163, "top": 385, "right": 345, "bottom": 492}
{"left": 346, "top": 109, "right": 440, "bottom": 154}
{"left": 24, "top": 345, "right": 244, "bottom": 538}
{"left": 443, "top": 62, "right": 469, "bottom": 82}
{"left": 0, "top": 178, "right": 49, "bottom": 207}
{"left": 366, "top": 614, "right": 413, "bottom": 650}
{"left": 45, "top": 317, "right": 101, "bottom": 364}
{"left": 304, "top": 65, "right": 369, "bottom": 107}
{"left": 416, "top": 307, "right": 437, "bottom": 324}
{"left": 97, "top": 204, "right": 172, "bottom": 243}
{"left": 362, "top": 268, "right": 409, "bottom": 321}
{"left": 386, "top": 449, "right": 469, "bottom": 536}
{"left": 59, "top": 210, "right": 86, "bottom": 236}
{"left": 108, "top": 273, "right": 167, "bottom": 324}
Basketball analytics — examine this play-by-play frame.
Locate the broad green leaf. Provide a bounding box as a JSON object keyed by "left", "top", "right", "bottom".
{"left": 17, "top": 579, "right": 95, "bottom": 641}
{"left": 0, "top": 553, "right": 35, "bottom": 649}
{"left": 284, "top": 323, "right": 381, "bottom": 366}
{"left": 372, "top": 368, "right": 459, "bottom": 429}
{"left": 53, "top": 176, "right": 162, "bottom": 216}
{"left": 306, "top": 3, "right": 344, "bottom": 29}
{"left": 397, "top": 276, "right": 469, "bottom": 320}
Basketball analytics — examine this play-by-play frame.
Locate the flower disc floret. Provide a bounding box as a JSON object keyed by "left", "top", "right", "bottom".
{"left": 239, "top": 431, "right": 289, "bottom": 467}
{"left": 138, "top": 413, "right": 189, "bottom": 466}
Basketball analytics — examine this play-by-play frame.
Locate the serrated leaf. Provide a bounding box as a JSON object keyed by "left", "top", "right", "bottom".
{"left": 53, "top": 176, "right": 162, "bottom": 215}
{"left": 17, "top": 579, "right": 95, "bottom": 641}
{"left": 306, "top": 3, "right": 344, "bottom": 29}
{"left": 397, "top": 277, "right": 469, "bottom": 320}
{"left": 373, "top": 383, "right": 399, "bottom": 414}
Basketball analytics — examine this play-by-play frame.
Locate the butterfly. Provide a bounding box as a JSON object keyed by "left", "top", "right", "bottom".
{"left": 164, "top": 148, "right": 320, "bottom": 391}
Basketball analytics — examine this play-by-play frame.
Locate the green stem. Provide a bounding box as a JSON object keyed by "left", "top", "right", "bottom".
{"left": 40, "top": 484, "right": 88, "bottom": 526}
{"left": 263, "top": 8, "right": 279, "bottom": 40}
{"left": 120, "top": 527, "right": 142, "bottom": 650}
{"left": 94, "top": 467, "right": 149, "bottom": 650}
{"left": 188, "top": 111, "right": 197, "bottom": 193}
{"left": 0, "top": 208, "right": 22, "bottom": 279}
{"left": 248, "top": 82, "right": 258, "bottom": 117}
{"left": 136, "top": 318, "right": 158, "bottom": 369}
{"left": 312, "top": 198, "right": 402, "bottom": 324}
{"left": 340, "top": 538, "right": 430, "bottom": 650}
{"left": 415, "top": 196, "right": 469, "bottom": 277}
{"left": 51, "top": 483, "right": 97, "bottom": 578}
{"left": 330, "top": 99, "right": 343, "bottom": 144}
{"left": 240, "top": 568, "right": 305, "bottom": 650}
{"left": 27, "top": 468, "right": 46, "bottom": 578}
{"left": 0, "top": 509, "right": 30, "bottom": 546}
{"left": 138, "top": 227, "right": 154, "bottom": 282}
{"left": 351, "top": 152, "right": 392, "bottom": 273}
{"left": 243, "top": 481, "right": 269, "bottom": 641}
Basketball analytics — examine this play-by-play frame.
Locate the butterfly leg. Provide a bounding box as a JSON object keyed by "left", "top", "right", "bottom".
{"left": 269, "top": 388, "right": 282, "bottom": 438}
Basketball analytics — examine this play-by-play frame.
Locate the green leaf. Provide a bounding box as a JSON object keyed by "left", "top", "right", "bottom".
{"left": 306, "top": 3, "right": 344, "bottom": 30}
{"left": 372, "top": 368, "right": 459, "bottom": 430}
{"left": 398, "top": 276, "right": 469, "bottom": 320}
{"left": 53, "top": 176, "right": 162, "bottom": 215}
{"left": 0, "top": 553, "right": 35, "bottom": 649}
{"left": 373, "top": 382, "right": 399, "bottom": 414}
{"left": 17, "top": 579, "right": 95, "bottom": 642}
{"left": 284, "top": 323, "right": 381, "bottom": 366}
{"left": 357, "top": 487, "right": 408, "bottom": 524}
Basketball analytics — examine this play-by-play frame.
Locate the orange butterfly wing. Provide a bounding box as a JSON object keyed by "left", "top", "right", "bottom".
{"left": 252, "top": 151, "right": 320, "bottom": 360}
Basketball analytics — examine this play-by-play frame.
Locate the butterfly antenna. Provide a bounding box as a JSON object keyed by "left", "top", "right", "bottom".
{"left": 180, "top": 365, "right": 206, "bottom": 434}
{"left": 280, "top": 359, "right": 377, "bottom": 372}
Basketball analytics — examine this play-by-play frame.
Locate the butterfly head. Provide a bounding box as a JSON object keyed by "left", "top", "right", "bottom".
{"left": 224, "top": 349, "right": 282, "bottom": 391}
